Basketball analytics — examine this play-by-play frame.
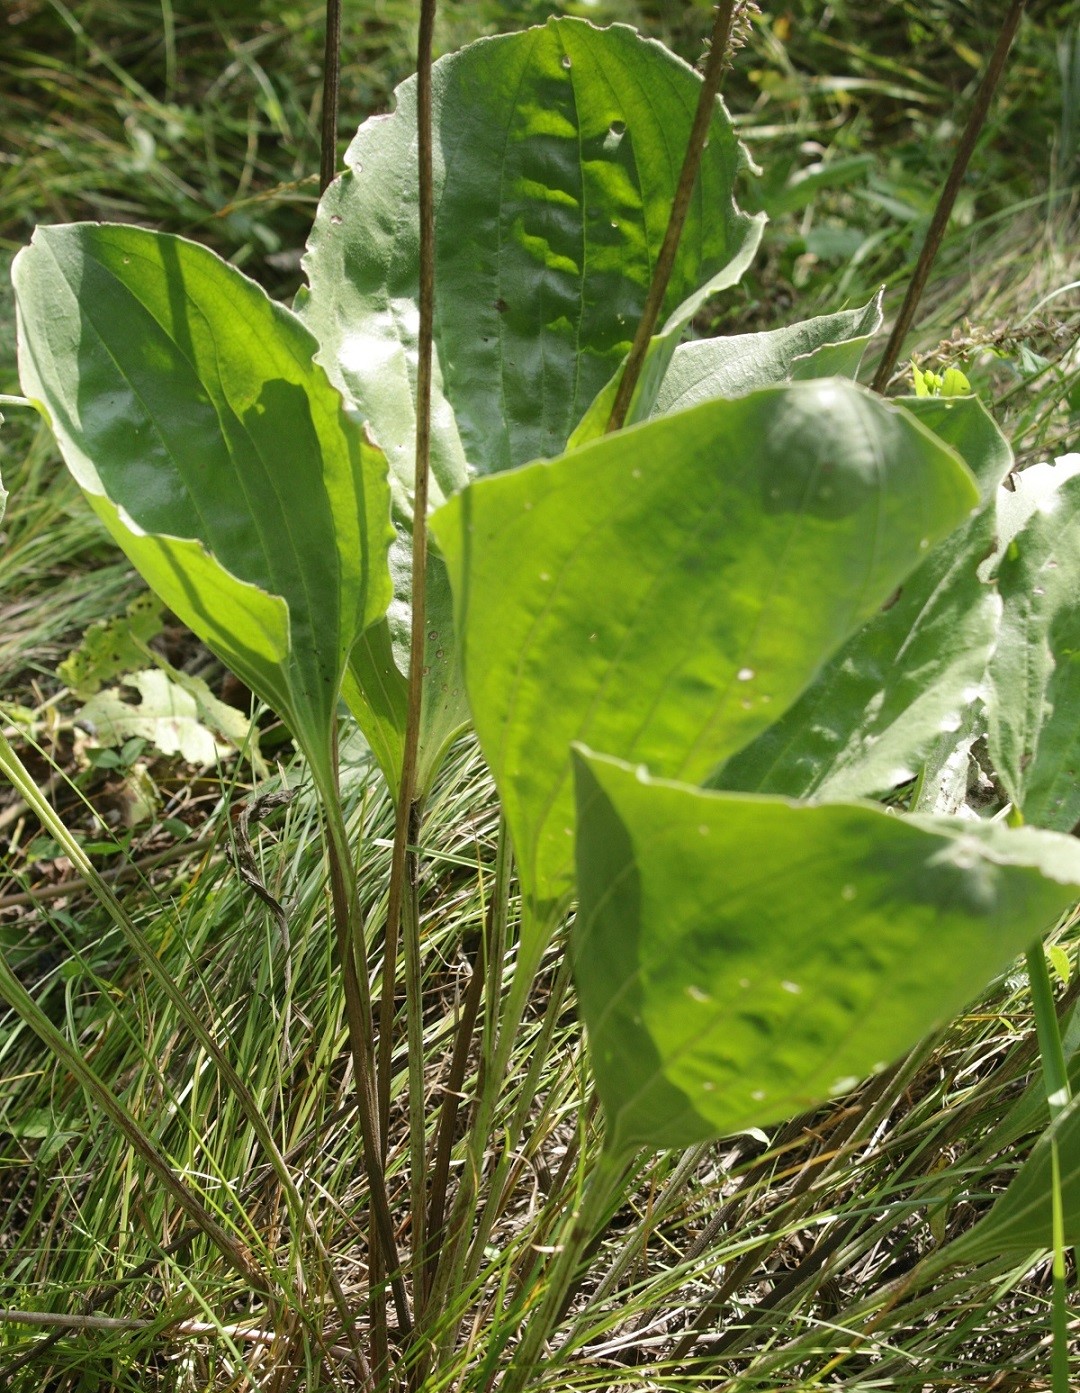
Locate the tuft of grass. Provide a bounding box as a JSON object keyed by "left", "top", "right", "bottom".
{"left": 2, "top": 729, "right": 1076, "bottom": 1386}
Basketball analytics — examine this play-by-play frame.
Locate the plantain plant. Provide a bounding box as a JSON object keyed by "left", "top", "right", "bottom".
{"left": 5, "top": 9, "right": 1079, "bottom": 1389}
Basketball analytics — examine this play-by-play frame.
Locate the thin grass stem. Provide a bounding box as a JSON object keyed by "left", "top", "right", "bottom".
{"left": 423, "top": 907, "right": 562, "bottom": 1345}
{"left": 871, "top": 0, "right": 1026, "bottom": 392}
{"left": 0, "top": 729, "right": 369, "bottom": 1351}
{"left": 0, "top": 947, "right": 267, "bottom": 1291}
{"left": 564, "top": 1140, "right": 710, "bottom": 1343}
{"left": 499, "top": 1146, "right": 634, "bottom": 1393}
{"left": 1026, "top": 941, "right": 1072, "bottom": 1118}
{"left": 670, "top": 1037, "right": 939, "bottom": 1366}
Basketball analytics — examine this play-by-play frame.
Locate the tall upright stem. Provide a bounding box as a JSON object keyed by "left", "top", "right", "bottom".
{"left": 871, "top": 0, "right": 1025, "bottom": 392}
{"left": 605, "top": 0, "right": 738, "bottom": 433}
{"left": 376, "top": 0, "right": 438, "bottom": 1139}
{"left": 372, "top": 0, "right": 439, "bottom": 1345}
{"left": 320, "top": 769, "right": 412, "bottom": 1338}
{"left": 400, "top": 0, "right": 438, "bottom": 810}
{"left": 320, "top": 0, "right": 342, "bottom": 192}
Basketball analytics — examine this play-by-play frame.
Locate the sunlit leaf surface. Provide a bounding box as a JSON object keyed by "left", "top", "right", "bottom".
{"left": 573, "top": 749, "right": 1080, "bottom": 1153}
{"left": 301, "top": 16, "right": 762, "bottom": 497}
{"left": 433, "top": 379, "right": 978, "bottom": 920}
{"left": 986, "top": 455, "right": 1080, "bottom": 831}
{"left": 717, "top": 396, "right": 1012, "bottom": 799}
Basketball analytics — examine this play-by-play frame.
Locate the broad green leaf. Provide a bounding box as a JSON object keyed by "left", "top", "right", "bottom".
{"left": 14, "top": 223, "right": 394, "bottom": 791}
{"left": 572, "top": 749, "right": 1080, "bottom": 1154}
{"left": 432, "top": 379, "right": 978, "bottom": 921}
{"left": 651, "top": 293, "right": 883, "bottom": 417}
{"left": 942, "top": 1088, "right": 1080, "bottom": 1266}
{"left": 343, "top": 537, "right": 471, "bottom": 798}
{"left": 300, "top": 16, "right": 763, "bottom": 496}
{"left": 986, "top": 455, "right": 1080, "bottom": 831}
{"left": 716, "top": 396, "right": 1011, "bottom": 799}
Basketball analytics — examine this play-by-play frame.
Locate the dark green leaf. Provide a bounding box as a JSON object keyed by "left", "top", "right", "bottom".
{"left": 301, "top": 16, "right": 763, "bottom": 493}
{"left": 14, "top": 223, "right": 394, "bottom": 790}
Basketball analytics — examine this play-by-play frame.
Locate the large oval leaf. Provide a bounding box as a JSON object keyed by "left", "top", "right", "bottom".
{"left": 300, "top": 17, "right": 763, "bottom": 498}
{"left": 14, "top": 223, "right": 394, "bottom": 789}
{"left": 431, "top": 379, "right": 978, "bottom": 922}
{"left": 572, "top": 748, "right": 1080, "bottom": 1154}
{"left": 716, "top": 395, "right": 1012, "bottom": 799}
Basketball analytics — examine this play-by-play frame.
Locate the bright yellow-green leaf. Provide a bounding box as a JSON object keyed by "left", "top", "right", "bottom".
{"left": 573, "top": 749, "right": 1080, "bottom": 1153}
{"left": 433, "top": 379, "right": 978, "bottom": 930}
{"left": 716, "top": 395, "right": 1012, "bottom": 800}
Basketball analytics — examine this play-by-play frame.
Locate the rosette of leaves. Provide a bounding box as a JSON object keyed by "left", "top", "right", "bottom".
{"left": 13, "top": 17, "right": 1080, "bottom": 1200}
